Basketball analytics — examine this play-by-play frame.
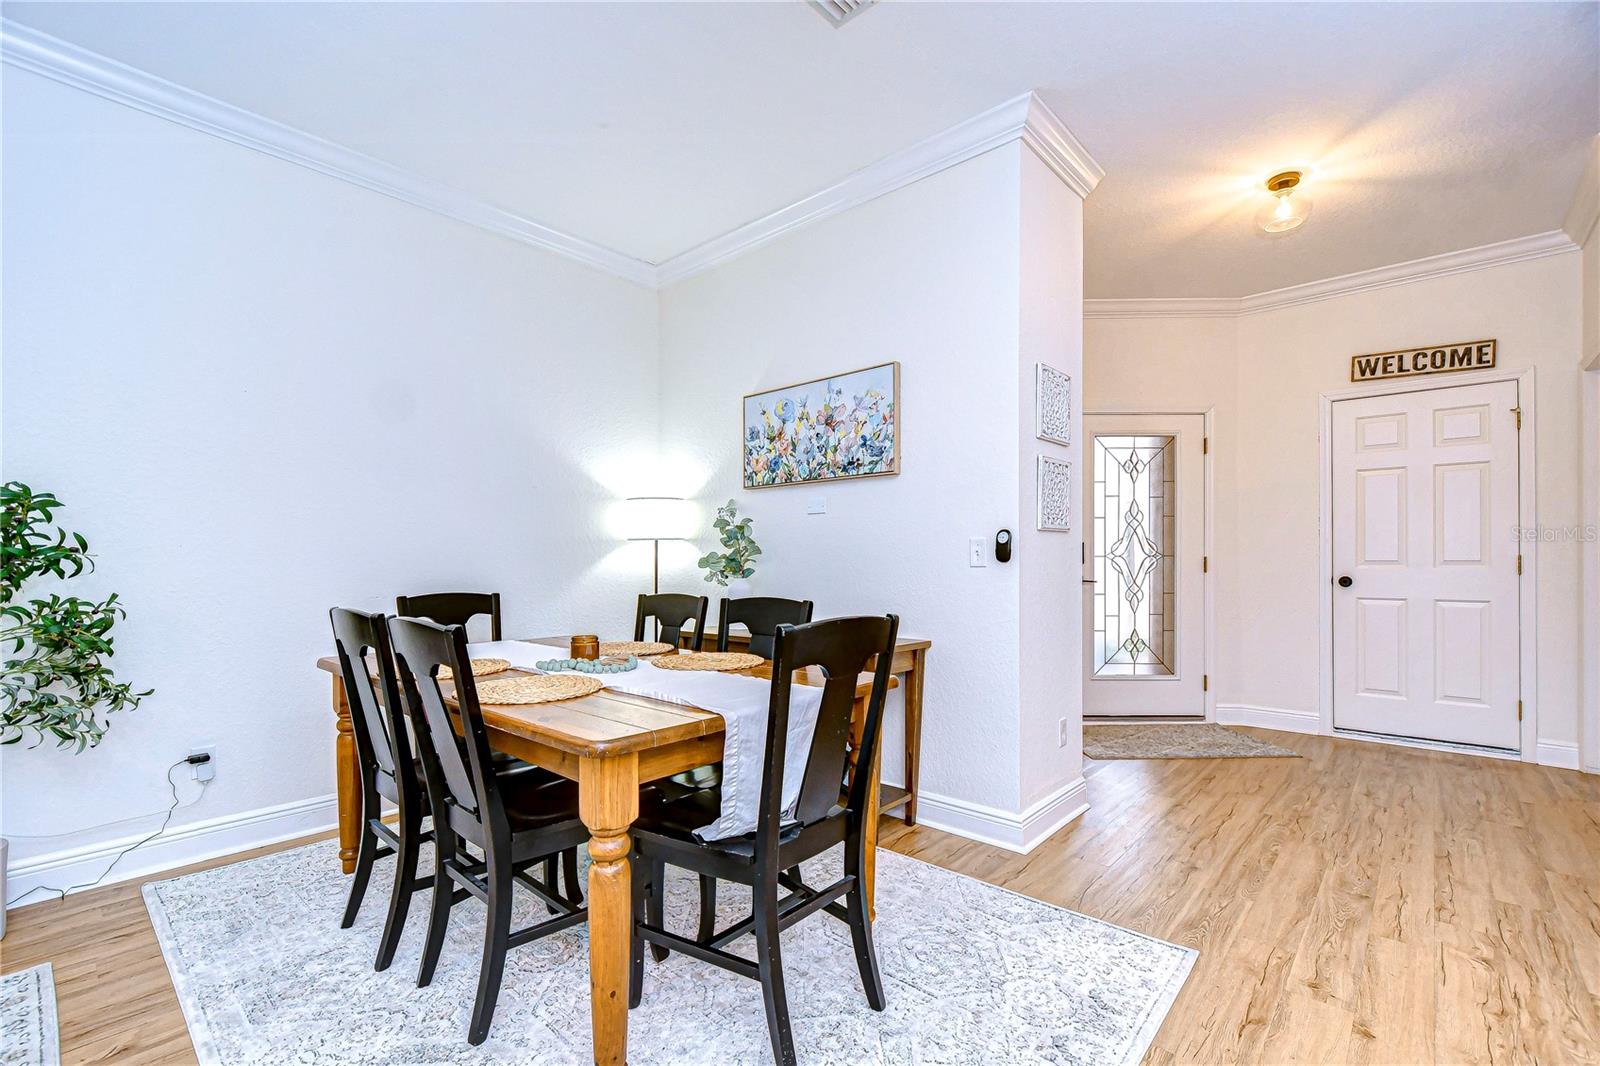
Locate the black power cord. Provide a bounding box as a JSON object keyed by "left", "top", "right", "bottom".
{"left": 5, "top": 753, "right": 212, "bottom": 909}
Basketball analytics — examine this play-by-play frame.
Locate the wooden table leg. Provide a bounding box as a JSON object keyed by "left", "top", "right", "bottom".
{"left": 903, "top": 647, "right": 926, "bottom": 826}
{"left": 579, "top": 752, "right": 640, "bottom": 1066}
{"left": 331, "top": 675, "right": 360, "bottom": 875}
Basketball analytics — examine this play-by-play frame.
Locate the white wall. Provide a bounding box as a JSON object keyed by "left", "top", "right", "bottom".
{"left": 658, "top": 145, "right": 1027, "bottom": 816}
{"left": 0, "top": 70, "right": 661, "bottom": 899}
{"left": 1086, "top": 252, "right": 1588, "bottom": 764}
{"left": 1016, "top": 150, "right": 1087, "bottom": 817}
{"left": 1083, "top": 315, "right": 1239, "bottom": 705}
{"left": 657, "top": 143, "right": 1091, "bottom": 843}
{"left": 1573, "top": 136, "right": 1600, "bottom": 774}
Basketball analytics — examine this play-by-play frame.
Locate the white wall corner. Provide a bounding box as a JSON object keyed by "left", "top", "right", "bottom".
{"left": 1019, "top": 93, "right": 1104, "bottom": 201}
{"left": 915, "top": 776, "right": 1089, "bottom": 854}
{"left": 1564, "top": 135, "right": 1600, "bottom": 249}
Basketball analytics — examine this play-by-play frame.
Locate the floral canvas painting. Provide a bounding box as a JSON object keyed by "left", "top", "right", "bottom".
{"left": 743, "top": 362, "right": 900, "bottom": 488}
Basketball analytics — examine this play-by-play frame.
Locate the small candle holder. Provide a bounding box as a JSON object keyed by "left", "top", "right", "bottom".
{"left": 570, "top": 634, "right": 600, "bottom": 660}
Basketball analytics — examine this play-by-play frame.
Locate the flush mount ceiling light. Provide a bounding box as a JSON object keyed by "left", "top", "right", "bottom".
{"left": 1254, "top": 170, "right": 1312, "bottom": 234}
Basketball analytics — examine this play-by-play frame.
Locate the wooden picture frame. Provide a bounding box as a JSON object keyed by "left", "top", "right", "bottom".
{"left": 742, "top": 361, "right": 900, "bottom": 489}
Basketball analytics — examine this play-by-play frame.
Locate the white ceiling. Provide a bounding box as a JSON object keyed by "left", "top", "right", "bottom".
{"left": 5, "top": 2, "right": 1597, "bottom": 298}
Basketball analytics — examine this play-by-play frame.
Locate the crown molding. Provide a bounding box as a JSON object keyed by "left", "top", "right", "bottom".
{"left": 4, "top": 20, "right": 1105, "bottom": 292}
{"left": 0, "top": 19, "right": 659, "bottom": 287}
{"left": 1086, "top": 230, "right": 1579, "bottom": 320}
{"left": 1084, "top": 298, "right": 1239, "bottom": 320}
{"left": 655, "top": 91, "right": 1103, "bottom": 287}
{"left": 1564, "top": 135, "right": 1600, "bottom": 248}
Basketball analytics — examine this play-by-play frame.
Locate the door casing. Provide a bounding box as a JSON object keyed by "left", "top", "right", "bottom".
{"left": 1318, "top": 367, "right": 1537, "bottom": 762}
{"left": 1083, "top": 407, "right": 1215, "bottom": 722}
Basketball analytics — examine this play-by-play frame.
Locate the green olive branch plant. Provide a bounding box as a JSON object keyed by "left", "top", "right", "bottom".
{"left": 696, "top": 499, "right": 760, "bottom": 587}
{"left": 1, "top": 481, "right": 151, "bottom": 750}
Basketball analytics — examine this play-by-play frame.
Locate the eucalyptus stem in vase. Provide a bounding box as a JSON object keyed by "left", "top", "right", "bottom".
{"left": 696, "top": 499, "right": 760, "bottom": 588}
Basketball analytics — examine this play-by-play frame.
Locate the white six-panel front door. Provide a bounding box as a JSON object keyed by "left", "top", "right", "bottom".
{"left": 1331, "top": 380, "right": 1520, "bottom": 749}
{"left": 1084, "top": 414, "right": 1207, "bottom": 717}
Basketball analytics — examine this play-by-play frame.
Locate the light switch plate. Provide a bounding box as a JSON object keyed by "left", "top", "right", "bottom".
{"left": 807, "top": 497, "right": 826, "bottom": 515}
{"left": 968, "top": 537, "right": 987, "bottom": 567}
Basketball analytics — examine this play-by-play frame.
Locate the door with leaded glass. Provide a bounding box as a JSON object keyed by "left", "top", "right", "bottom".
{"left": 1083, "top": 414, "right": 1207, "bottom": 717}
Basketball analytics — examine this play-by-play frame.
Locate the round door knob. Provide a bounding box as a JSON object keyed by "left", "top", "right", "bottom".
{"left": 1337, "top": 575, "right": 1354, "bottom": 588}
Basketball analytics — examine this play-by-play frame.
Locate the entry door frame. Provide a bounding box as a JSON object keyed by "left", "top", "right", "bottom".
{"left": 1084, "top": 406, "right": 1216, "bottom": 722}
{"left": 1318, "top": 366, "right": 1537, "bottom": 762}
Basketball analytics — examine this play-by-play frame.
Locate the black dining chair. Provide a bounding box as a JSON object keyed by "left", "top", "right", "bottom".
{"left": 396, "top": 591, "right": 502, "bottom": 641}
{"left": 389, "top": 616, "right": 590, "bottom": 1046}
{"left": 635, "top": 592, "right": 707, "bottom": 650}
{"left": 329, "top": 607, "right": 432, "bottom": 972}
{"left": 628, "top": 614, "right": 899, "bottom": 1066}
{"left": 716, "top": 596, "right": 815, "bottom": 659}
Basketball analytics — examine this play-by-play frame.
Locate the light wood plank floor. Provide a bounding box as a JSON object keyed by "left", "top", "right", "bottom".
{"left": 3, "top": 728, "right": 1596, "bottom": 1064}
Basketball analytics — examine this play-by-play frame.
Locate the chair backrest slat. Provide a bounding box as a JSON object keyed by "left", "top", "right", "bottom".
{"left": 717, "top": 596, "right": 814, "bottom": 659}
{"left": 389, "top": 616, "right": 504, "bottom": 839}
{"left": 757, "top": 614, "right": 898, "bottom": 846}
{"left": 329, "top": 607, "right": 408, "bottom": 781}
{"left": 635, "top": 593, "right": 708, "bottom": 650}
{"left": 396, "top": 592, "right": 502, "bottom": 642}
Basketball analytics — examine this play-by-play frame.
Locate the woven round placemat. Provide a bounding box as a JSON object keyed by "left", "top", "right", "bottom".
{"left": 435, "top": 657, "right": 510, "bottom": 681}
{"left": 598, "top": 640, "right": 675, "bottom": 657}
{"left": 475, "top": 674, "right": 603, "bottom": 705}
{"left": 650, "top": 651, "right": 764, "bottom": 672}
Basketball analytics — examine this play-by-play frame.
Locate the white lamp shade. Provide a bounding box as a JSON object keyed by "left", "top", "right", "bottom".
{"left": 620, "top": 496, "right": 696, "bottom": 541}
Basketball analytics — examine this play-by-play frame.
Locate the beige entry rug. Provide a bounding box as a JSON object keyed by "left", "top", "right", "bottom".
{"left": 1084, "top": 722, "right": 1301, "bottom": 760}
{"left": 143, "top": 838, "right": 1195, "bottom": 1065}
{"left": 0, "top": 962, "right": 60, "bottom": 1066}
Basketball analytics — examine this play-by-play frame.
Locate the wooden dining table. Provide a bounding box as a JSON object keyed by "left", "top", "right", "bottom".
{"left": 316, "top": 637, "right": 891, "bottom": 1065}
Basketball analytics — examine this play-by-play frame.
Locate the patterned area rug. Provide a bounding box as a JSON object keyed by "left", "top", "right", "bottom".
{"left": 1084, "top": 723, "right": 1301, "bottom": 760}
{"left": 0, "top": 962, "right": 60, "bottom": 1066}
{"left": 144, "top": 839, "right": 1194, "bottom": 1065}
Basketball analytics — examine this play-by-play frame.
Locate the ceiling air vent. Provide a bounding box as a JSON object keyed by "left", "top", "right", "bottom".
{"left": 807, "top": 0, "right": 877, "bottom": 28}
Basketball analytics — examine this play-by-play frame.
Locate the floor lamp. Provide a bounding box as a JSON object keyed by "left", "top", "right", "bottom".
{"left": 621, "top": 496, "right": 694, "bottom": 595}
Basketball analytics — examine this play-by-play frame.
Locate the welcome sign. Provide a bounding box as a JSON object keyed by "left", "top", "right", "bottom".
{"left": 1350, "top": 339, "right": 1496, "bottom": 382}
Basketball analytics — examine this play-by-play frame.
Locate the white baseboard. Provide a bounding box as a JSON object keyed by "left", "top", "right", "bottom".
{"left": 6, "top": 793, "right": 337, "bottom": 911}
{"left": 1536, "top": 740, "right": 1582, "bottom": 770}
{"left": 915, "top": 776, "right": 1089, "bottom": 855}
{"left": 1214, "top": 703, "right": 1321, "bottom": 734}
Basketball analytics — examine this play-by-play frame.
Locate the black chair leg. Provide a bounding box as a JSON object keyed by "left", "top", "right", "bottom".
{"left": 541, "top": 855, "right": 560, "bottom": 915}
{"left": 562, "top": 847, "right": 583, "bottom": 906}
{"left": 753, "top": 880, "right": 797, "bottom": 1066}
{"left": 629, "top": 854, "right": 649, "bottom": 1009}
{"left": 416, "top": 852, "right": 454, "bottom": 988}
{"left": 695, "top": 874, "right": 718, "bottom": 944}
{"left": 647, "top": 859, "right": 669, "bottom": 962}
{"left": 468, "top": 855, "right": 514, "bottom": 1046}
{"left": 845, "top": 842, "right": 886, "bottom": 1010}
{"left": 340, "top": 813, "right": 379, "bottom": 929}
{"left": 374, "top": 822, "right": 421, "bottom": 971}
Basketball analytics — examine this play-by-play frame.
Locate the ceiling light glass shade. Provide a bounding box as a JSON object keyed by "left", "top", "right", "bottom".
{"left": 619, "top": 496, "right": 696, "bottom": 541}
{"left": 1255, "top": 188, "right": 1312, "bottom": 233}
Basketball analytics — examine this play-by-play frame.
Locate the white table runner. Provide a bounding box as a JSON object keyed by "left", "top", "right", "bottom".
{"left": 466, "top": 640, "right": 824, "bottom": 840}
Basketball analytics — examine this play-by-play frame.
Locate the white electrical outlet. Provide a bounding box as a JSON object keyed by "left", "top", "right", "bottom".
{"left": 190, "top": 745, "right": 217, "bottom": 782}
{"left": 968, "top": 537, "right": 987, "bottom": 567}
{"left": 1058, "top": 718, "right": 1071, "bottom": 747}
{"left": 806, "top": 497, "right": 826, "bottom": 515}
